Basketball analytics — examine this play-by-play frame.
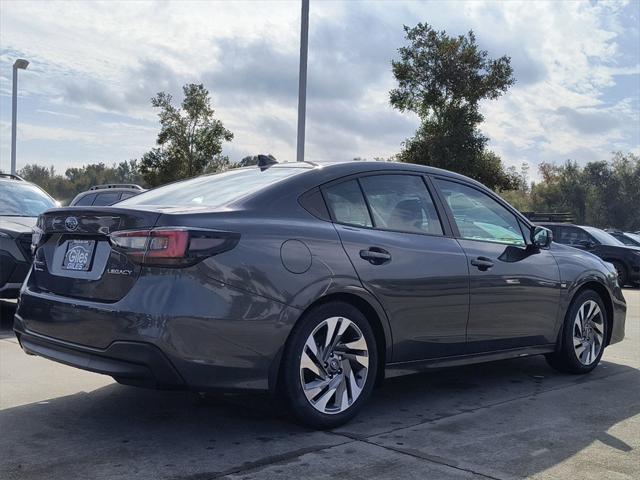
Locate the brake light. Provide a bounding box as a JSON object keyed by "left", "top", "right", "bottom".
{"left": 109, "top": 228, "right": 239, "bottom": 266}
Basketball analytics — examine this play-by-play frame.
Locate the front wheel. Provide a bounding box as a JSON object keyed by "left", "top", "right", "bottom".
{"left": 546, "top": 290, "right": 607, "bottom": 374}
{"left": 281, "top": 301, "right": 378, "bottom": 429}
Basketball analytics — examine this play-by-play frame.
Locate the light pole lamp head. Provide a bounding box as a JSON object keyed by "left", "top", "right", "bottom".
{"left": 14, "top": 59, "right": 29, "bottom": 70}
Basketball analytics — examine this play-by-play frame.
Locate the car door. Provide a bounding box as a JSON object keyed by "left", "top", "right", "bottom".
{"left": 432, "top": 178, "right": 561, "bottom": 353}
{"left": 321, "top": 173, "right": 469, "bottom": 361}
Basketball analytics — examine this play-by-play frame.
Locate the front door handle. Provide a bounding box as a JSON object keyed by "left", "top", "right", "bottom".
{"left": 360, "top": 247, "right": 391, "bottom": 265}
{"left": 471, "top": 256, "right": 494, "bottom": 271}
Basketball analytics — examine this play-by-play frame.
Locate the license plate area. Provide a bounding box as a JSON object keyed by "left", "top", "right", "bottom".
{"left": 62, "top": 240, "right": 96, "bottom": 271}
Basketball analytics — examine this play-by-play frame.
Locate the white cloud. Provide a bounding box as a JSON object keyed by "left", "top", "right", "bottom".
{"left": 0, "top": 0, "right": 638, "bottom": 177}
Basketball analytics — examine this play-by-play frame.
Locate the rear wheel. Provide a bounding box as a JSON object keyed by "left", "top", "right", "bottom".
{"left": 546, "top": 290, "right": 607, "bottom": 374}
{"left": 611, "top": 261, "right": 628, "bottom": 287}
{"left": 281, "top": 301, "right": 378, "bottom": 429}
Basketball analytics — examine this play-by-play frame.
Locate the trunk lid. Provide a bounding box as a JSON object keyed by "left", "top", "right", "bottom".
{"left": 31, "top": 207, "right": 161, "bottom": 302}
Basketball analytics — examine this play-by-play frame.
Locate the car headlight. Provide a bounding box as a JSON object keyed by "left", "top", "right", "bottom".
{"left": 0, "top": 231, "right": 12, "bottom": 239}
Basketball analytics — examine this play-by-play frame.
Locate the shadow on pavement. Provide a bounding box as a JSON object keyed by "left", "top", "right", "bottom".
{"left": 1, "top": 352, "right": 638, "bottom": 479}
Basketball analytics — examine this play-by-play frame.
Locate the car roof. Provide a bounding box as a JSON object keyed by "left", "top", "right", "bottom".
{"left": 266, "top": 160, "right": 487, "bottom": 187}
{"left": 76, "top": 188, "right": 142, "bottom": 195}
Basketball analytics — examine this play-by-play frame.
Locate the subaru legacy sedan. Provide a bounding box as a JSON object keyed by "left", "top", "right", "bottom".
{"left": 15, "top": 161, "right": 626, "bottom": 428}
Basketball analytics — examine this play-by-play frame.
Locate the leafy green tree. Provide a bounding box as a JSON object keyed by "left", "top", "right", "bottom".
{"left": 139, "top": 83, "right": 233, "bottom": 186}
{"left": 19, "top": 160, "right": 147, "bottom": 205}
{"left": 390, "top": 23, "right": 517, "bottom": 190}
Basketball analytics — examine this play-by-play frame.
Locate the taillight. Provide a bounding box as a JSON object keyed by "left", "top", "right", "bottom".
{"left": 109, "top": 228, "right": 239, "bottom": 266}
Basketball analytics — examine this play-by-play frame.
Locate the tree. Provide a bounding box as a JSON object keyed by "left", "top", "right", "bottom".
{"left": 19, "top": 160, "right": 147, "bottom": 205}
{"left": 139, "top": 83, "right": 233, "bottom": 186}
{"left": 390, "top": 23, "right": 517, "bottom": 190}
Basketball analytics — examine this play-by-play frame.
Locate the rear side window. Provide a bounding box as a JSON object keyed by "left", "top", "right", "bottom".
{"left": 359, "top": 175, "right": 443, "bottom": 235}
{"left": 93, "top": 192, "right": 121, "bottom": 206}
{"left": 554, "top": 226, "right": 594, "bottom": 246}
{"left": 119, "top": 192, "right": 137, "bottom": 201}
{"left": 323, "top": 180, "right": 372, "bottom": 227}
{"left": 74, "top": 194, "right": 95, "bottom": 206}
{"left": 120, "top": 167, "right": 305, "bottom": 208}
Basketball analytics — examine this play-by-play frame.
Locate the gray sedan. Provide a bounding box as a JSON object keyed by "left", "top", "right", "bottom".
{"left": 14, "top": 160, "right": 626, "bottom": 428}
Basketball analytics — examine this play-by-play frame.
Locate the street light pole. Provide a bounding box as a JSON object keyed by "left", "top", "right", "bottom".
{"left": 296, "top": 0, "right": 309, "bottom": 162}
{"left": 11, "top": 58, "right": 29, "bottom": 175}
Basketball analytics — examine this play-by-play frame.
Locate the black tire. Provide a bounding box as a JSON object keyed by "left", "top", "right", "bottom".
{"left": 611, "top": 261, "right": 628, "bottom": 287}
{"left": 546, "top": 290, "right": 607, "bottom": 374}
{"left": 281, "top": 301, "right": 378, "bottom": 429}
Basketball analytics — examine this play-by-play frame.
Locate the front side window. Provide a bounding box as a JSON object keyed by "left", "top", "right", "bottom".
{"left": 323, "top": 180, "right": 372, "bottom": 227}
{"left": 436, "top": 179, "right": 525, "bottom": 245}
{"left": 359, "top": 175, "right": 443, "bottom": 235}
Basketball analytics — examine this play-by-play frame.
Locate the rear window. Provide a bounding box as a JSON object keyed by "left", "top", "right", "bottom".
{"left": 93, "top": 192, "right": 121, "bottom": 206}
{"left": 119, "top": 167, "right": 305, "bottom": 208}
{"left": 74, "top": 194, "right": 95, "bottom": 206}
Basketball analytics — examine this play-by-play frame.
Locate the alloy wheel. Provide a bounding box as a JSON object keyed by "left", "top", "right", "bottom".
{"left": 299, "top": 316, "right": 369, "bottom": 415}
{"left": 572, "top": 300, "right": 605, "bottom": 365}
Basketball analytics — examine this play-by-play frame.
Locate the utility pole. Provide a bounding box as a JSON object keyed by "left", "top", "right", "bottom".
{"left": 11, "top": 59, "right": 30, "bottom": 175}
{"left": 296, "top": 0, "right": 309, "bottom": 162}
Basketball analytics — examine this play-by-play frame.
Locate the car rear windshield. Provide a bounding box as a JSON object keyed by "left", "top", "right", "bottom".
{"left": 0, "top": 181, "right": 56, "bottom": 216}
{"left": 119, "top": 167, "right": 305, "bottom": 208}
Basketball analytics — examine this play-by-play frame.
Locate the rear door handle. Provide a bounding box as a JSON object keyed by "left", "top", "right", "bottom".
{"left": 470, "top": 256, "right": 494, "bottom": 271}
{"left": 360, "top": 247, "right": 391, "bottom": 265}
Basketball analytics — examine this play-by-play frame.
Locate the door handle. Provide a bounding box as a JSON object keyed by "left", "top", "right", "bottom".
{"left": 470, "top": 256, "right": 494, "bottom": 271}
{"left": 359, "top": 247, "right": 391, "bottom": 265}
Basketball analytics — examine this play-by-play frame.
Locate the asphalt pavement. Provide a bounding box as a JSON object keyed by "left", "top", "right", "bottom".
{"left": 0, "top": 290, "right": 638, "bottom": 480}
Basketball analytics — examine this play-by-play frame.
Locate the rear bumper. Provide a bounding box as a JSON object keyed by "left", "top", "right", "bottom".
{"left": 15, "top": 277, "right": 301, "bottom": 392}
{"left": 14, "top": 316, "right": 184, "bottom": 388}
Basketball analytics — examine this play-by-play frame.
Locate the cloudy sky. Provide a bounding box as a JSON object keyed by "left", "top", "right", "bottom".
{"left": 1, "top": 0, "right": 638, "bottom": 180}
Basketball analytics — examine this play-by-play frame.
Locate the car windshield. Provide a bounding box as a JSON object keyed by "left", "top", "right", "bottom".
{"left": 581, "top": 226, "right": 625, "bottom": 246}
{"left": 0, "top": 181, "right": 56, "bottom": 216}
{"left": 623, "top": 232, "right": 640, "bottom": 245}
{"left": 119, "top": 167, "right": 306, "bottom": 208}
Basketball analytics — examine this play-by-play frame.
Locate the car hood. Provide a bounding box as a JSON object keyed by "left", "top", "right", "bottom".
{"left": 0, "top": 216, "right": 37, "bottom": 237}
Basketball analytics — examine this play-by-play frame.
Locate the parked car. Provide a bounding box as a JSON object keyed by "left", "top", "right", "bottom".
{"left": 606, "top": 230, "right": 640, "bottom": 247}
{"left": 0, "top": 174, "right": 57, "bottom": 298}
{"left": 540, "top": 223, "right": 640, "bottom": 287}
{"left": 69, "top": 184, "right": 144, "bottom": 206}
{"left": 15, "top": 161, "right": 626, "bottom": 428}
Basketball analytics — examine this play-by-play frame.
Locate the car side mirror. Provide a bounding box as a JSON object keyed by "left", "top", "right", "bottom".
{"left": 531, "top": 226, "right": 552, "bottom": 249}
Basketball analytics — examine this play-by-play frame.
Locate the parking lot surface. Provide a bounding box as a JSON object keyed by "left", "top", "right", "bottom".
{"left": 1, "top": 289, "right": 638, "bottom": 480}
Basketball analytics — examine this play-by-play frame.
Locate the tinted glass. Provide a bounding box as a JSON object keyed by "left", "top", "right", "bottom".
{"left": 553, "top": 226, "right": 593, "bottom": 245}
{"left": 582, "top": 226, "right": 624, "bottom": 246}
{"left": 74, "top": 194, "right": 95, "bottom": 206}
{"left": 359, "top": 175, "right": 443, "bottom": 235}
{"left": 436, "top": 180, "right": 525, "bottom": 245}
{"left": 323, "top": 180, "right": 372, "bottom": 227}
{"left": 0, "top": 181, "right": 56, "bottom": 216}
{"left": 624, "top": 233, "right": 640, "bottom": 245}
{"left": 120, "top": 167, "right": 305, "bottom": 208}
{"left": 119, "top": 192, "right": 137, "bottom": 200}
{"left": 93, "top": 192, "right": 121, "bottom": 206}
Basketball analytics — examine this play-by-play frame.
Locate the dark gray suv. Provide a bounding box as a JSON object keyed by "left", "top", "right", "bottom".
{"left": 14, "top": 161, "right": 626, "bottom": 428}
{"left": 0, "top": 174, "right": 57, "bottom": 298}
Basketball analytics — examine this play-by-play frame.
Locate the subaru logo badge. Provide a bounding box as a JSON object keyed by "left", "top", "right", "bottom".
{"left": 65, "top": 216, "right": 79, "bottom": 231}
